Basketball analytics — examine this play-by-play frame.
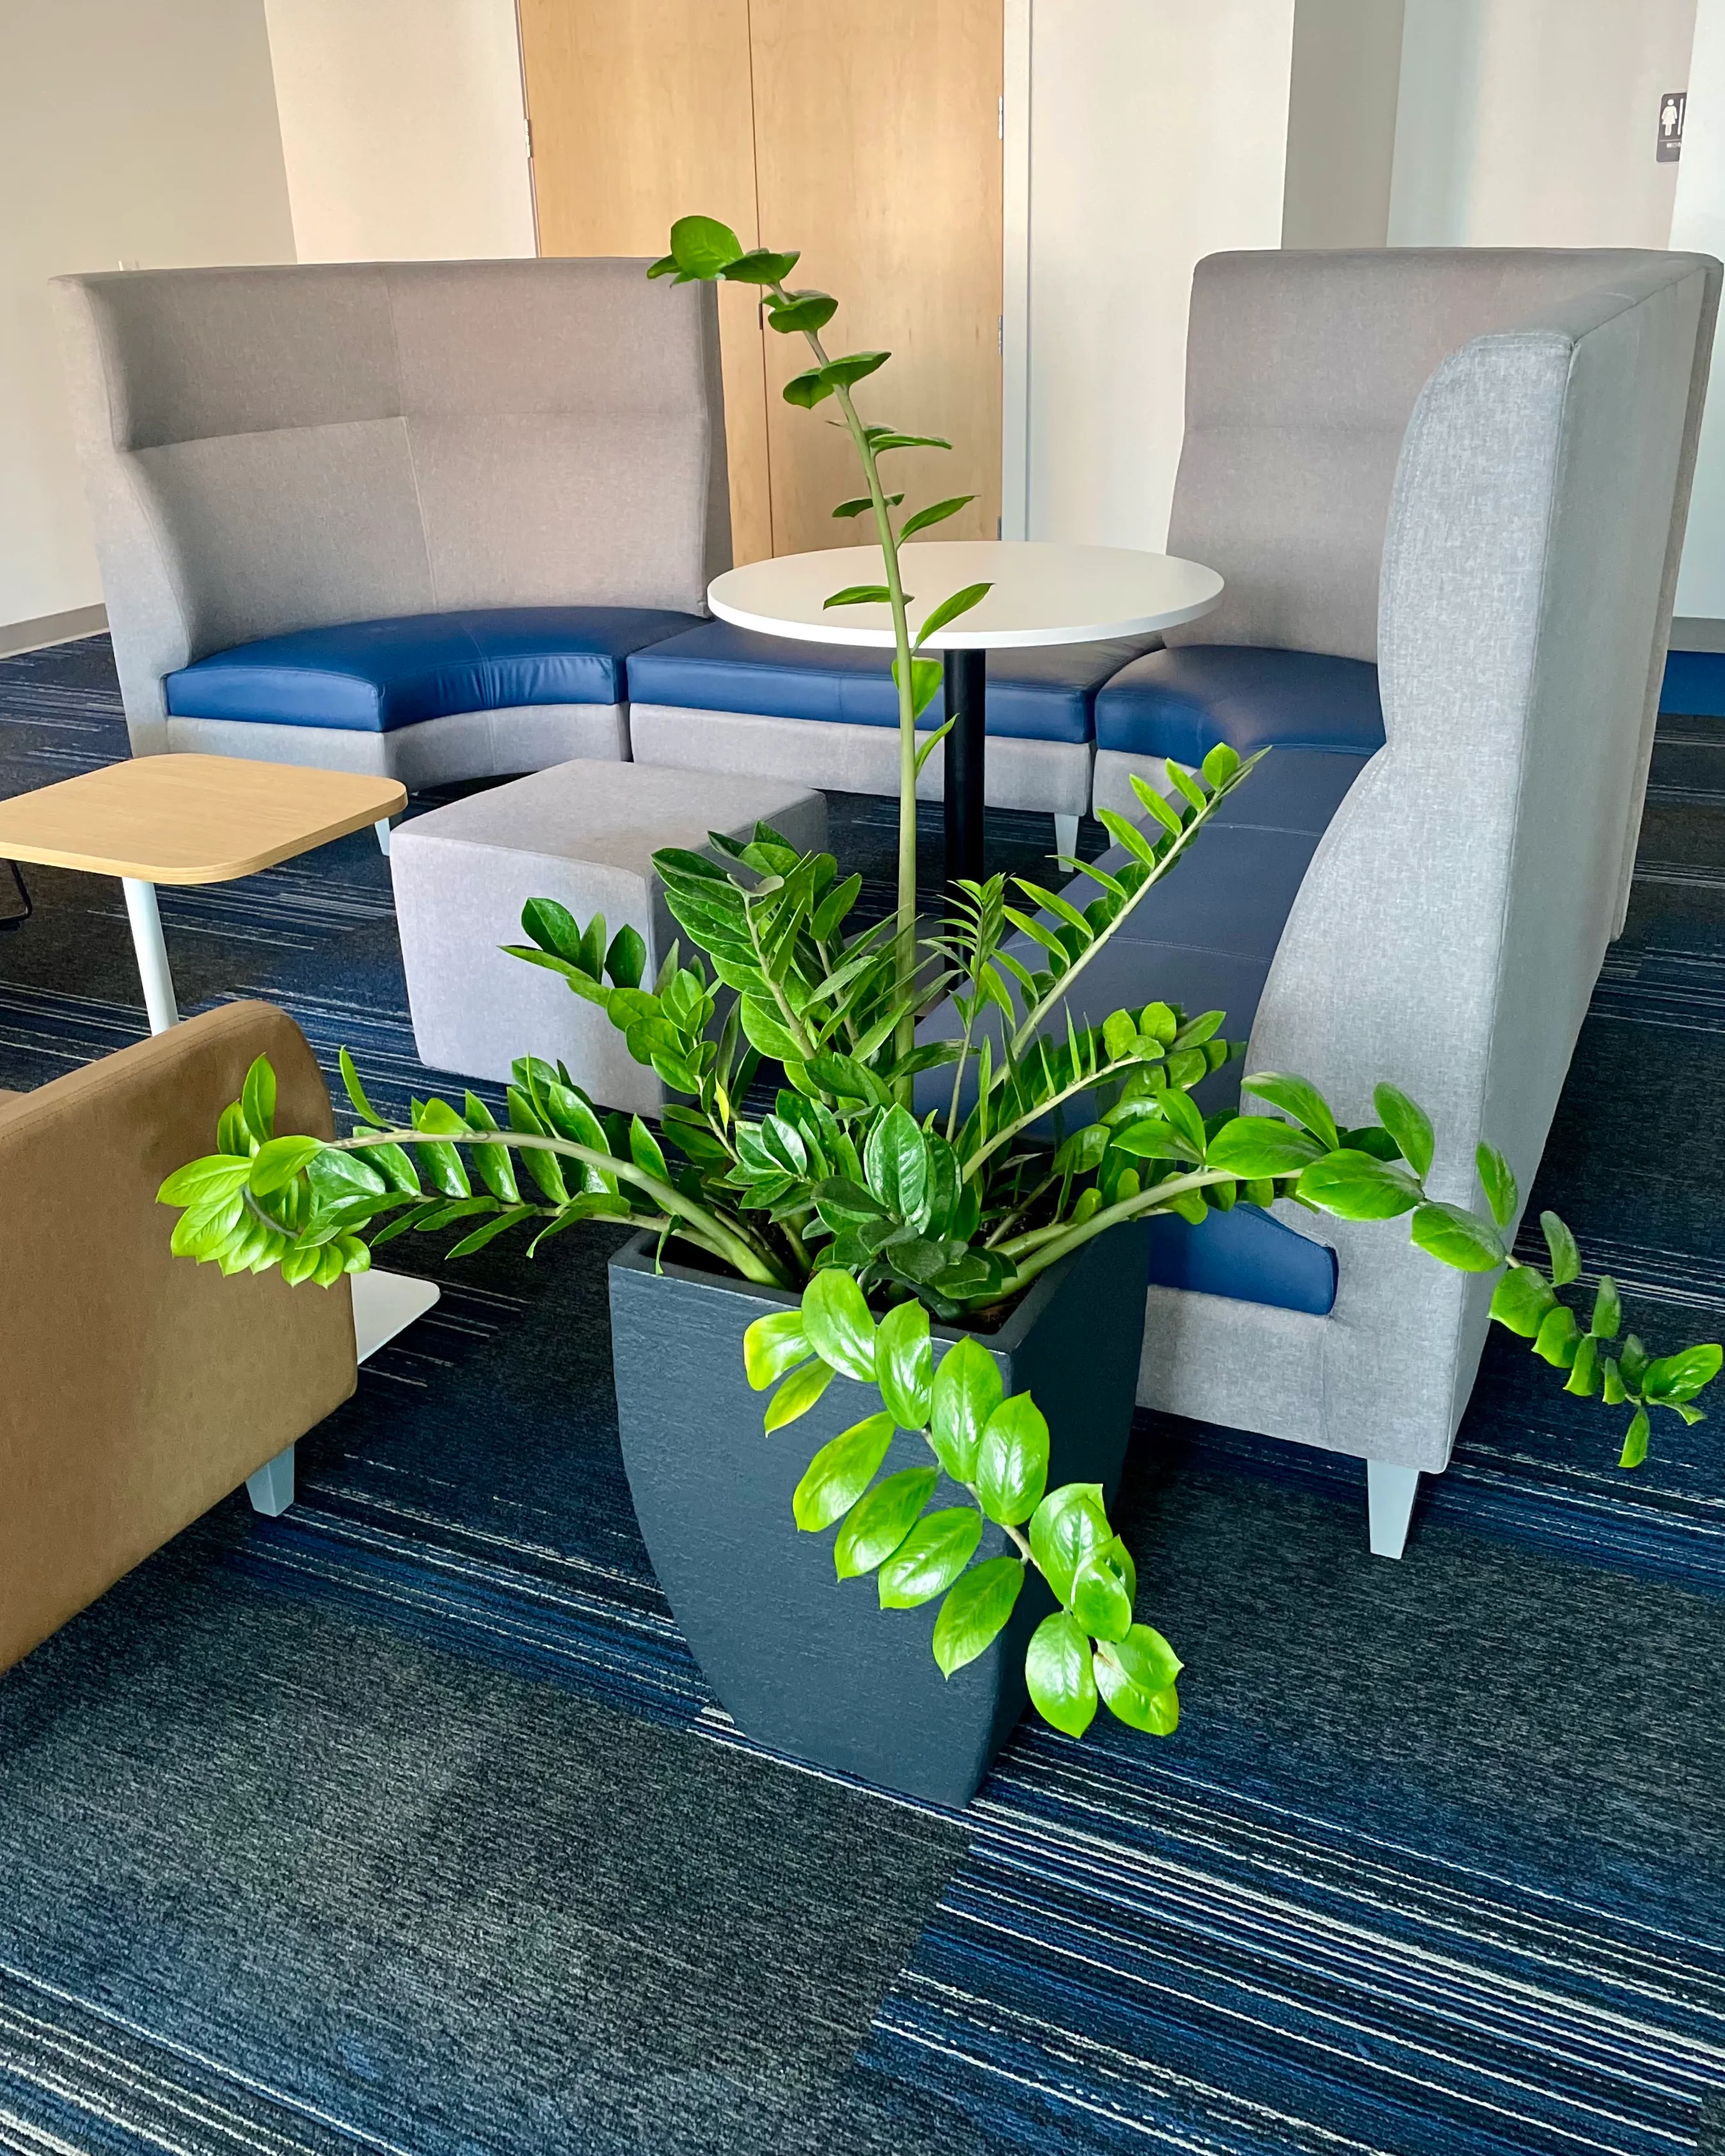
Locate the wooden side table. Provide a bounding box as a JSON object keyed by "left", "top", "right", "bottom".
{"left": 0, "top": 753, "right": 405, "bottom": 1032}
{"left": 0, "top": 752, "right": 434, "bottom": 1363}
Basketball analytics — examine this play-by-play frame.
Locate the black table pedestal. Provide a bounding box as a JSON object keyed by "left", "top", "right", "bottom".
{"left": 942, "top": 647, "right": 987, "bottom": 889}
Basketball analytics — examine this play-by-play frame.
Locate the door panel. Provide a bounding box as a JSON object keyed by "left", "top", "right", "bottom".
{"left": 747, "top": 0, "right": 1003, "bottom": 556}
{"left": 518, "top": 0, "right": 774, "bottom": 564}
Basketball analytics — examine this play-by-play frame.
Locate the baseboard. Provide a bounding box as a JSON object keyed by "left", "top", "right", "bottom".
{"left": 0, "top": 603, "right": 107, "bottom": 659}
{"left": 1669, "top": 614, "right": 1725, "bottom": 653}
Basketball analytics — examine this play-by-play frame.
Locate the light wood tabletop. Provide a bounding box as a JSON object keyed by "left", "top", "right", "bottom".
{"left": 0, "top": 755, "right": 407, "bottom": 884}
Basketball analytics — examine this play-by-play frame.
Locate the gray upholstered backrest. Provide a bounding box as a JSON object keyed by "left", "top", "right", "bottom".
{"left": 1244, "top": 253, "right": 1717, "bottom": 1466}
{"left": 52, "top": 260, "right": 730, "bottom": 752}
{"left": 1165, "top": 248, "right": 1712, "bottom": 664}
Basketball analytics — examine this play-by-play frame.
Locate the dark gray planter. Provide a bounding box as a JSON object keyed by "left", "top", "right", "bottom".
{"left": 607, "top": 1223, "right": 1150, "bottom": 1806}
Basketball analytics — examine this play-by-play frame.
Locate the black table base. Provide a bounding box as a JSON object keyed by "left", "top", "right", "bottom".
{"left": 942, "top": 647, "right": 987, "bottom": 889}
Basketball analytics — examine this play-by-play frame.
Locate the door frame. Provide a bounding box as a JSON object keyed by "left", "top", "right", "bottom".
{"left": 1003, "top": 0, "right": 1032, "bottom": 539}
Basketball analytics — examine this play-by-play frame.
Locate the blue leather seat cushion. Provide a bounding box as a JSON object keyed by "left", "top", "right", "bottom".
{"left": 1145, "top": 1203, "right": 1337, "bottom": 1315}
{"left": 623, "top": 621, "right": 1162, "bottom": 744}
{"left": 1095, "top": 644, "right": 1385, "bottom": 761}
{"left": 164, "top": 606, "right": 704, "bottom": 733}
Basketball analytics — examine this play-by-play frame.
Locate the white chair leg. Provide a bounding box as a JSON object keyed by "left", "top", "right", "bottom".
{"left": 1366, "top": 1461, "right": 1420, "bottom": 1559}
{"left": 1053, "top": 812, "right": 1080, "bottom": 859}
{"left": 246, "top": 1443, "right": 295, "bottom": 1517}
{"left": 374, "top": 817, "right": 394, "bottom": 855}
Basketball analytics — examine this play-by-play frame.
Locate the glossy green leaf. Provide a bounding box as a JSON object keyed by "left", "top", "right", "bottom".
{"left": 834, "top": 1466, "right": 937, "bottom": 1579}
{"left": 1372, "top": 1083, "right": 1434, "bottom": 1178}
{"left": 864, "top": 1104, "right": 928, "bottom": 1222}
{"left": 1533, "top": 1303, "right": 1580, "bottom": 1368}
{"left": 893, "top": 654, "right": 944, "bottom": 720}
{"left": 1241, "top": 1072, "right": 1338, "bottom": 1153}
{"left": 1541, "top": 1210, "right": 1582, "bottom": 1287}
{"left": 738, "top": 995, "right": 802, "bottom": 1062}
{"left": 1200, "top": 741, "right": 1241, "bottom": 789}
{"left": 1564, "top": 1332, "right": 1602, "bottom": 1397}
{"left": 241, "top": 1055, "right": 276, "bottom": 1145}
{"left": 1619, "top": 1406, "right": 1650, "bottom": 1468}
{"left": 876, "top": 1297, "right": 934, "bottom": 1428}
{"left": 931, "top": 1557, "right": 1024, "bottom": 1677}
{"left": 783, "top": 368, "right": 836, "bottom": 408}
{"left": 338, "top": 1047, "right": 385, "bottom": 1127}
{"left": 1205, "top": 1116, "right": 1323, "bottom": 1178}
{"left": 605, "top": 925, "right": 647, "bottom": 990}
{"left": 1028, "top": 1482, "right": 1111, "bottom": 1607}
{"left": 791, "top": 1411, "right": 896, "bottom": 1531}
{"left": 1476, "top": 1142, "right": 1518, "bottom": 1230}
{"left": 1490, "top": 1263, "right": 1557, "bottom": 1338}
{"left": 743, "top": 1308, "right": 813, "bottom": 1390}
{"left": 668, "top": 213, "right": 742, "bottom": 278}
{"left": 767, "top": 291, "right": 837, "bottom": 333}
{"left": 802, "top": 1267, "right": 878, "bottom": 1383}
{"left": 1024, "top": 1612, "right": 1097, "bottom": 1738}
{"left": 1095, "top": 1624, "right": 1182, "bottom": 1734}
{"left": 764, "top": 1356, "right": 836, "bottom": 1432}
{"left": 720, "top": 246, "right": 799, "bottom": 284}
{"left": 823, "top": 583, "right": 892, "bottom": 609}
{"left": 1589, "top": 1275, "right": 1622, "bottom": 1342}
{"left": 1297, "top": 1149, "right": 1424, "bottom": 1220}
{"left": 878, "top": 1506, "right": 984, "bottom": 1608}
{"left": 898, "top": 494, "right": 974, "bottom": 539}
{"left": 928, "top": 1335, "right": 1003, "bottom": 1482}
{"left": 1641, "top": 1342, "right": 1723, "bottom": 1402}
{"left": 975, "top": 1393, "right": 1050, "bottom": 1526}
{"left": 1409, "top": 1201, "right": 1507, "bottom": 1272}
{"left": 914, "top": 582, "right": 991, "bottom": 647}
{"left": 247, "top": 1135, "right": 323, "bottom": 1196}
{"left": 1070, "top": 1539, "right": 1134, "bottom": 1642}
{"left": 157, "top": 1153, "right": 254, "bottom": 1209}
{"left": 820, "top": 349, "right": 889, "bottom": 389}
{"left": 833, "top": 492, "right": 902, "bottom": 519}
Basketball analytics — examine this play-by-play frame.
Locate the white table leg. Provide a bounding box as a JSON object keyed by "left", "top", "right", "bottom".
{"left": 121, "top": 876, "right": 180, "bottom": 1033}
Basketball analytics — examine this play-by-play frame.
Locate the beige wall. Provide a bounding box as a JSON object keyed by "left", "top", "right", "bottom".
{"left": 1673, "top": 0, "right": 1725, "bottom": 619}
{"left": 1023, "top": 0, "right": 1296, "bottom": 551}
{"left": 1283, "top": 0, "right": 1406, "bottom": 248}
{"left": 264, "top": 0, "right": 536, "bottom": 263}
{"left": 0, "top": 0, "right": 295, "bottom": 634}
{"left": 1390, "top": 0, "right": 1697, "bottom": 246}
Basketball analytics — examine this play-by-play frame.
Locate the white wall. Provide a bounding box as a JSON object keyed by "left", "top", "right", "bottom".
{"left": 0, "top": 0, "right": 296, "bottom": 635}
{"left": 1022, "top": 0, "right": 1296, "bottom": 551}
{"left": 1672, "top": 0, "right": 1725, "bottom": 620}
{"left": 1389, "top": 0, "right": 1697, "bottom": 246}
{"left": 264, "top": 0, "right": 535, "bottom": 263}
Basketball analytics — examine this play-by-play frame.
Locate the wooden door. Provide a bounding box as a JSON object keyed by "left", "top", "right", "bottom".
{"left": 747, "top": 0, "right": 1003, "bottom": 555}
{"left": 517, "top": 0, "right": 774, "bottom": 564}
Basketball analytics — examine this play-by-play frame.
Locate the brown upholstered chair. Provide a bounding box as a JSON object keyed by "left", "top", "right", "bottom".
{"left": 0, "top": 1001, "right": 357, "bottom": 1674}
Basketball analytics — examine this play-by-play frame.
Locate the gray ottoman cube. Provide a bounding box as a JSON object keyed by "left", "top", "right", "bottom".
{"left": 391, "top": 759, "right": 827, "bottom": 1114}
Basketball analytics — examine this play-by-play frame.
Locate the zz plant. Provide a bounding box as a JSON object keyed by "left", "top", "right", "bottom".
{"left": 154, "top": 218, "right": 1722, "bottom": 1746}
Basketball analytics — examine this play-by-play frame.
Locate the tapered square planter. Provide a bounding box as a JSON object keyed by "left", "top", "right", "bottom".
{"left": 608, "top": 1223, "right": 1151, "bottom": 1807}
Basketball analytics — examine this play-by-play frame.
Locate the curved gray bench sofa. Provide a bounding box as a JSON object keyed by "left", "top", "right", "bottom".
{"left": 51, "top": 259, "right": 729, "bottom": 782}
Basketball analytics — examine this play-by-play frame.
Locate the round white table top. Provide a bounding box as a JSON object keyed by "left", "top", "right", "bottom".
{"left": 706, "top": 539, "right": 1223, "bottom": 652}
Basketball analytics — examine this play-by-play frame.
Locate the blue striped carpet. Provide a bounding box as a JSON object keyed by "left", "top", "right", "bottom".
{"left": 0, "top": 640, "right": 1721, "bottom": 2155}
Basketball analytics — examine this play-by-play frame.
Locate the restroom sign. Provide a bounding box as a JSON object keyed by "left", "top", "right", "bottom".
{"left": 1659, "top": 90, "right": 1686, "bottom": 162}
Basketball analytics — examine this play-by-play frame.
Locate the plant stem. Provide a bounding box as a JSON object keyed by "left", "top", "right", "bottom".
{"left": 992, "top": 1168, "right": 1244, "bottom": 1297}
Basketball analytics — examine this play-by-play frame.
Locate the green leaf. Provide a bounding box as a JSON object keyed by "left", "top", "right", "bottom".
{"left": 929, "top": 1335, "right": 1003, "bottom": 1482}
{"left": 1641, "top": 1342, "right": 1724, "bottom": 1403}
{"left": 1619, "top": 1406, "right": 1650, "bottom": 1468}
{"left": 157, "top": 1153, "right": 254, "bottom": 1209}
{"left": 1070, "top": 1539, "right": 1135, "bottom": 1642}
{"left": 1372, "top": 1084, "right": 1434, "bottom": 1178}
{"left": 767, "top": 291, "right": 837, "bottom": 333}
{"left": 667, "top": 212, "right": 742, "bottom": 279}
{"left": 1200, "top": 741, "right": 1241, "bottom": 789}
{"left": 801, "top": 1267, "right": 877, "bottom": 1384}
{"left": 791, "top": 1411, "right": 896, "bottom": 1531}
{"left": 833, "top": 493, "right": 902, "bottom": 518}
{"left": 241, "top": 1055, "right": 276, "bottom": 1145}
{"left": 1297, "top": 1149, "right": 1424, "bottom": 1220}
{"left": 1490, "top": 1263, "right": 1558, "bottom": 1338}
{"left": 932, "top": 1557, "right": 1024, "bottom": 1677}
{"left": 626, "top": 1115, "right": 667, "bottom": 1184}
{"left": 1024, "top": 1612, "right": 1097, "bottom": 1738}
{"left": 1409, "top": 1201, "right": 1507, "bottom": 1272}
{"left": 1564, "top": 1333, "right": 1602, "bottom": 1398}
{"left": 605, "top": 925, "right": 647, "bottom": 990}
{"left": 1541, "top": 1210, "right": 1582, "bottom": 1287}
{"left": 743, "top": 1308, "right": 813, "bottom": 1390}
{"left": 1028, "top": 1483, "right": 1112, "bottom": 1607}
{"left": 823, "top": 583, "right": 893, "bottom": 608}
{"left": 869, "top": 431, "right": 952, "bottom": 452}
{"left": 1241, "top": 1073, "right": 1338, "bottom": 1153}
{"left": 783, "top": 368, "right": 836, "bottom": 408}
{"left": 834, "top": 1466, "right": 937, "bottom": 1579}
{"left": 893, "top": 654, "right": 944, "bottom": 720}
{"left": 739, "top": 995, "right": 802, "bottom": 1061}
{"left": 914, "top": 582, "right": 992, "bottom": 647}
{"left": 864, "top": 1104, "right": 929, "bottom": 1221}
{"left": 1205, "top": 1116, "right": 1323, "bottom": 1178}
{"left": 1589, "top": 1276, "right": 1622, "bottom": 1342}
{"left": 1476, "top": 1143, "right": 1519, "bottom": 1230}
{"left": 876, "top": 1299, "right": 934, "bottom": 1429}
{"left": 899, "top": 495, "right": 974, "bottom": 539}
{"left": 1533, "top": 1303, "right": 1580, "bottom": 1368}
{"left": 720, "top": 246, "right": 799, "bottom": 284}
{"left": 820, "top": 349, "right": 889, "bottom": 389}
{"left": 338, "top": 1046, "right": 384, "bottom": 1127}
{"left": 1602, "top": 1357, "right": 1626, "bottom": 1405}
{"left": 521, "top": 895, "right": 585, "bottom": 964}
{"left": 764, "top": 1358, "right": 835, "bottom": 1432}
{"left": 878, "top": 1507, "right": 985, "bottom": 1608}
{"left": 975, "top": 1393, "right": 1050, "bottom": 1526}
{"left": 1095, "top": 1624, "right": 1182, "bottom": 1734}
{"left": 248, "top": 1134, "right": 323, "bottom": 1196}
